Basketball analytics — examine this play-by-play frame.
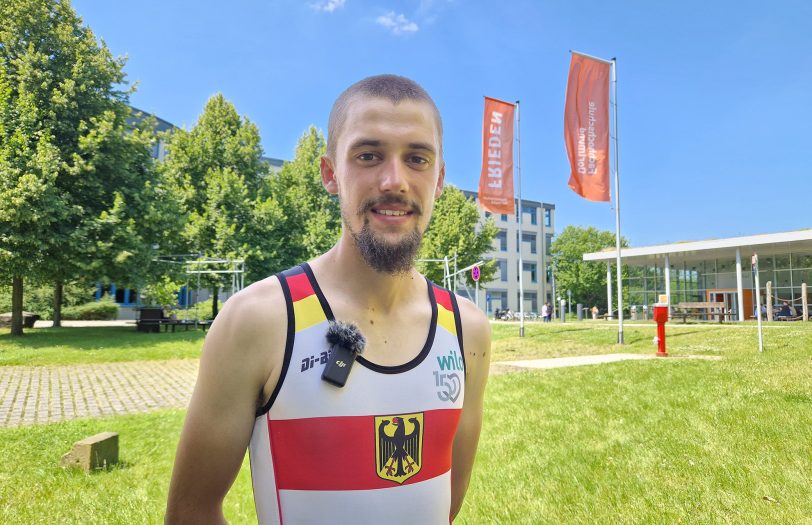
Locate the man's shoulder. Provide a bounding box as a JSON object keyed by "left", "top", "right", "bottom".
{"left": 213, "top": 275, "right": 287, "bottom": 342}
{"left": 452, "top": 294, "right": 491, "bottom": 347}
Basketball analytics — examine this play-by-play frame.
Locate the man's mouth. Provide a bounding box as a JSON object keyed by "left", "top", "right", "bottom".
{"left": 372, "top": 209, "right": 411, "bottom": 217}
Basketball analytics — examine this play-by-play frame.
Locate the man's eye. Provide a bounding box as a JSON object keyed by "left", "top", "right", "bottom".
{"left": 357, "top": 153, "right": 378, "bottom": 161}
{"left": 408, "top": 156, "right": 429, "bottom": 166}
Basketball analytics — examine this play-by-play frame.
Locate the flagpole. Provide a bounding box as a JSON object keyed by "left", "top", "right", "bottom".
{"left": 516, "top": 100, "right": 525, "bottom": 338}
{"left": 611, "top": 58, "right": 624, "bottom": 344}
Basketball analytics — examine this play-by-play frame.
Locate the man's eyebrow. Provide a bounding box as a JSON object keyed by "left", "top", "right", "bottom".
{"left": 408, "top": 142, "right": 436, "bottom": 155}
{"left": 348, "top": 138, "right": 382, "bottom": 149}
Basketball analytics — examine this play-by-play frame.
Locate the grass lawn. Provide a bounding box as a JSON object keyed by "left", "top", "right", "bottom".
{"left": 1, "top": 321, "right": 810, "bottom": 523}
{"left": 0, "top": 327, "right": 204, "bottom": 366}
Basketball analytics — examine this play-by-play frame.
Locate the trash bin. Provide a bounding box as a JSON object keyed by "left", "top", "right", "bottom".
{"left": 576, "top": 303, "right": 583, "bottom": 321}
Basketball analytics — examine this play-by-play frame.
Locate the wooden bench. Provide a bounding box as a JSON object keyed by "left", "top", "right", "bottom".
{"left": 672, "top": 302, "right": 726, "bottom": 323}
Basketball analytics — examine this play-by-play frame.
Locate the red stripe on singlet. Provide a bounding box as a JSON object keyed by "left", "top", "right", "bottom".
{"left": 267, "top": 408, "right": 462, "bottom": 491}
{"left": 286, "top": 271, "right": 316, "bottom": 303}
{"left": 433, "top": 286, "right": 454, "bottom": 312}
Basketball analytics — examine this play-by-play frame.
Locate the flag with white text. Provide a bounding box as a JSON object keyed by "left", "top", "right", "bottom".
{"left": 479, "top": 97, "right": 515, "bottom": 214}
{"left": 564, "top": 53, "right": 611, "bottom": 202}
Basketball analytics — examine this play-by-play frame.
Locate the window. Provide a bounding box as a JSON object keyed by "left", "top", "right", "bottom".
{"left": 522, "top": 205, "right": 537, "bottom": 225}
{"left": 524, "top": 262, "right": 538, "bottom": 283}
{"left": 500, "top": 214, "right": 507, "bottom": 222}
{"left": 484, "top": 211, "right": 492, "bottom": 218}
{"left": 495, "top": 230, "right": 507, "bottom": 251}
{"left": 544, "top": 208, "right": 552, "bottom": 227}
{"left": 498, "top": 260, "right": 508, "bottom": 282}
{"left": 523, "top": 233, "right": 537, "bottom": 254}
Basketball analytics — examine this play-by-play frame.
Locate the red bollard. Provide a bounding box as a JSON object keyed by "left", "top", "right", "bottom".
{"left": 652, "top": 304, "right": 669, "bottom": 357}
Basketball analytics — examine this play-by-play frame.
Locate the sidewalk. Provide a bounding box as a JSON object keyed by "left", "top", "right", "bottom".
{"left": 0, "top": 360, "right": 197, "bottom": 428}
{"left": 0, "top": 353, "right": 719, "bottom": 428}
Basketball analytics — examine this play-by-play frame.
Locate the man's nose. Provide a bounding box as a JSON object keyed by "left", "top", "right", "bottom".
{"left": 379, "top": 158, "right": 409, "bottom": 193}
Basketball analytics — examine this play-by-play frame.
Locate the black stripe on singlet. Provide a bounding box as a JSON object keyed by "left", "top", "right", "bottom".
{"left": 448, "top": 291, "right": 466, "bottom": 377}
{"left": 255, "top": 266, "right": 299, "bottom": 417}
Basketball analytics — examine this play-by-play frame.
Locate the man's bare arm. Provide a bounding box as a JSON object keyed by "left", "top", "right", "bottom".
{"left": 165, "top": 279, "right": 286, "bottom": 524}
{"left": 450, "top": 298, "right": 491, "bottom": 519}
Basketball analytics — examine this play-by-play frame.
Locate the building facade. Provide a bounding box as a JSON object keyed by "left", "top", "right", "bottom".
{"left": 583, "top": 230, "right": 812, "bottom": 320}
{"left": 460, "top": 191, "right": 556, "bottom": 316}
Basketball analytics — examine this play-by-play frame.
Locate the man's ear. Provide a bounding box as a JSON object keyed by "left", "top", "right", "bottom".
{"left": 434, "top": 161, "right": 445, "bottom": 200}
{"left": 321, "top": 156, "right": 338, "bottom": 194}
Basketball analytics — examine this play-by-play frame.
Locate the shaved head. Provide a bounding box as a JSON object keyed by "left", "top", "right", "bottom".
{"left": 326, "top": 74, "right": 443, "bottom": 159}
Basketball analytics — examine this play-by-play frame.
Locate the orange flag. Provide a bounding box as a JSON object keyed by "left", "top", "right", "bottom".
{"left": 564, "top": 53, "right": 611, "bottom": 202}
{"left": 479, "top": 97, "right": 515, "bottom": 214}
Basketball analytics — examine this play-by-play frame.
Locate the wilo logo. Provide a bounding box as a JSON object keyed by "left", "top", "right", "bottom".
{"left": 436, "top": 349, "right": 463, "bottom": 372}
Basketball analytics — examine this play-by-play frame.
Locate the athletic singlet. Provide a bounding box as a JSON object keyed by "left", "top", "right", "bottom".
{"left": 248, "top": 263, "right": 466, "bottom": 525}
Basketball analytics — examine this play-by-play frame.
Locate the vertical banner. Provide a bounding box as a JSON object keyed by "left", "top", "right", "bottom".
{"left": 479, "top": 97, "right": 515, "bottom": 214}
{"left": 564, "top": 52, "right": 611, "bottom": 201}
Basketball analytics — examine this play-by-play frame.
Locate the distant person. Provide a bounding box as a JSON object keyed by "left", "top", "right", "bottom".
{"left": 544, "top": 302, "right": 552, "bottom": 322}
{"left": 540, "top": 302, "right": 549, "bottom": 322}
{"left": 778, "top": 301, "right": 791, "bottom": 318}
{"left": 591, "top": 305, "right": 599, "bottom": 320}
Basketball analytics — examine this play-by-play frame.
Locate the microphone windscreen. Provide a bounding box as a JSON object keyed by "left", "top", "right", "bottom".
{"left": 326, "top": 320, "right": 366, "bottom": 354}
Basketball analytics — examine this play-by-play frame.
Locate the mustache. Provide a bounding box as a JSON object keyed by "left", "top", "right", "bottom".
{"left": 357, "top": 195, "right": 423, "bottom": 216}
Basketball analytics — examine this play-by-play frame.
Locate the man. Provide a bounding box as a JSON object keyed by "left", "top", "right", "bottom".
{"left": 166, "top": 74, "right": 491, "bottom": 524}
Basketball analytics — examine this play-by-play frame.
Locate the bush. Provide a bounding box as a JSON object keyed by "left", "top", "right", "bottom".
{"left": 62, "top": 296, "right": 119, "bottom": 320}
{"left": 0, "top": 281, "right": 94, "bottom": 319}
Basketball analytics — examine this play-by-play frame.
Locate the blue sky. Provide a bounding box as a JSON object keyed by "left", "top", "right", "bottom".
{"left": 73, "top": 0, "right": 812, "bottom": 247}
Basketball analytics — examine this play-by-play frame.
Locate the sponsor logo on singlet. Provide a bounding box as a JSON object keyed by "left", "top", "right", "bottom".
{"left": 375, "top": 413, "right": 424, "bottom": 484}
{"left": 434, "top": 349, "right": 462, "bottom": 402}
{"left": 300, "top": 351, "right": 328, "bottom": 372}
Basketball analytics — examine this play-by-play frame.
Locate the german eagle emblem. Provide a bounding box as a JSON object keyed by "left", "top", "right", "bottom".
{"left": 374, "top": 412, "right": 423, "bottom": 484}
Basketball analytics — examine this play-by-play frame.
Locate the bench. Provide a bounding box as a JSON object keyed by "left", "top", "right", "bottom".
{"left": 672, "top": 302, "right": 726, "bottom": 323}
{"left": 136, "top": 307, "right": 168, "bottom": 333}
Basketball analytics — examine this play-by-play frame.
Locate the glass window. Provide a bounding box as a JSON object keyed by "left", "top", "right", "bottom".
{"left": 521, "top": 233, "right": 537, "bottom": 254}
{"left": 500, "top": 214, "right": 507, "bottom": 222}
{"left": 774, "top": 255, "right": 790, "bottom": 270}
{"left": 792, "top": 253, "right": 812, "bottom": 269}
{"left": 498, "top": 259, "right": 508, "bottom": 281}
{"left": 522, "top": 205, "right": 537, "bottom": 225}
{"left": 484, "top": 211, "right": 492, "bottom": 218}
{"left": 495, "top": 230, "right": 507, "bottom": 251}
{"left": 544, "top": 208, "right": 551, "bottom": 227}
{"left": 524, "top": 262, "right": 537, "bottom": 283}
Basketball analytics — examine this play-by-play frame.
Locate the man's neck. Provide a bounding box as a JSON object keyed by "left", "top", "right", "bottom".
{"left": 309, "top": 234, "right": 424, "bottom": 314}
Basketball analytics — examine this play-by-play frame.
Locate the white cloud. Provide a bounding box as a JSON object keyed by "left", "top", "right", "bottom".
{"left": 375, "top": 11, "right": 419, "bottom": 35}
{"left": 311, "top": 0, "right": 346, "bottom": 13}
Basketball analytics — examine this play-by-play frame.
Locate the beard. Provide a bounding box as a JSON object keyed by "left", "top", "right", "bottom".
{"left": 344, "top": 195, "right": 424, "bottom": 275}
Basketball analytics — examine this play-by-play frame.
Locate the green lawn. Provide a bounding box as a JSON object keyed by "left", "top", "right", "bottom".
{"left": 1, "top": 322, "right": 810, "bottom": 523}
{"left": 0, "top": 326, "right": 204, "bottom": 365}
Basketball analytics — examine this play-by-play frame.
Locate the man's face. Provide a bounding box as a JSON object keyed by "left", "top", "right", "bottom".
{"left": 321, "top": 96, "right": 445, "bottom": 274}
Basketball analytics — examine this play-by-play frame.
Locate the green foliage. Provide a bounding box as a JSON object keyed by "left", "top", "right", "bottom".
{"left": 261, "top": 127, "right": 341, "bottom": 276}
{"left": 0, "top": 281, "right": 93, "bottom": 318}
{"left": 140, "top": 275, "right": 182, "bottom": 307}
{"left": 0, "top": 0, "right": 175, "bottom": 332}
{"left": 61, "top": 295, "right": 119, "bottom": 320}
{"left": 551, "top": 225, "right": 628, "bottom": 311}
{"left": 160, "top": 94, "right": 271, "bottom": 287}
{"left": 418, "top": 185, "right": 498, "bottom": 286}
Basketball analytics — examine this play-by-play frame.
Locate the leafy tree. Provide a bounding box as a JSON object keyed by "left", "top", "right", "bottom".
{"left": 0, "top": 0, "right": 166, "bottom": 333}
{"left": 550, "top": 225, "right": 628, "bottom": 311}
{"left": 262, "top": 127, "right": 341, "bottom": 274}
{"left": 418, "top": 185, "right": 498, "bottom": 287}
{"left": 160, "top": 94, "right": 268, "bottom": 317}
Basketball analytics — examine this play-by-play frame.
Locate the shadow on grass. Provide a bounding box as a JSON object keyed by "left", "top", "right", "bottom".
{"left": 0, "top": 326, "right": 205, "bottom": 351}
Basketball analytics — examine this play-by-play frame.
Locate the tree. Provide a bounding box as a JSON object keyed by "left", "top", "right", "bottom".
{"left": 418, "top": 185, "right": 498, "bottom": 287}
{"left": 160, "top": 94, "right": 268, "bottom": 317}
{"left": 261, "top": 127, "right": 341, "bottom": 276}
{"left": 550, "top": 225, "right": 628, "bottom": 311}
{"left": 0, "top": 0, "right": 161, "bottom": 334}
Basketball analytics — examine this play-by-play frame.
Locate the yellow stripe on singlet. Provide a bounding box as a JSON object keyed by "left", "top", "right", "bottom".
{"left": 293, "top": 294, "right": 327, "bottom": 332}
{"left": 436, "top": 305, "right": 457, "bottom": 336}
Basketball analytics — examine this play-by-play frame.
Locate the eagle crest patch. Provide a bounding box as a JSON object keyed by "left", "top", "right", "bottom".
{"left": 374, "top": 412, "right": 423, "bottom": 484}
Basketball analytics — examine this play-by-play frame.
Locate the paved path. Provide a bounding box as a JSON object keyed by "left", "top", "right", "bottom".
{"left": 0, "top": 360, "right": 198, "bottom": 428}
{"left": 0, "top": 353, "right": 720, "bottom": 428}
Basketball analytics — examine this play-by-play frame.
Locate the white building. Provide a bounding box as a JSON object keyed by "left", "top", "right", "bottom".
{"left": 460, "top": 191, "right": 556, "bottom": 316}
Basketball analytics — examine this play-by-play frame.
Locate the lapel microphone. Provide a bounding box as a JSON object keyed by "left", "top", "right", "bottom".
{"left": 322, "top": 321, "right": 366, "bottom": 387}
